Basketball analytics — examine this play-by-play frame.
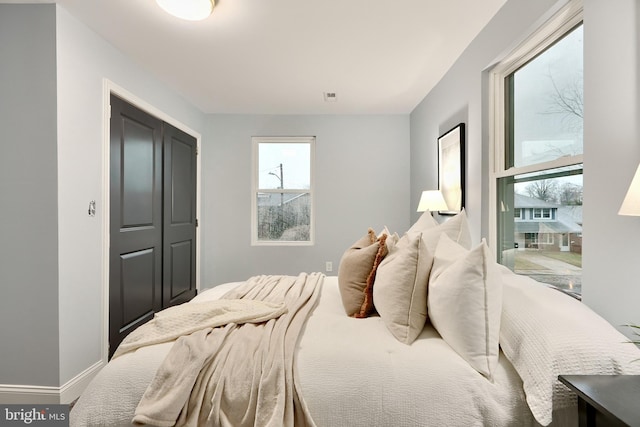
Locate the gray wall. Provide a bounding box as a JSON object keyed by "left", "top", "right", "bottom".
{"left": 0, "top": 4, "right": 60, "bottom": 387}
{"left": 410, "top": 0, "right": 561, "bottom": 241}
{"left": 582, "top": 0, "right": 640, "bottom": 333}
{"left": 55, "top": 5, "right": 207, "bottom": 384}
{"left": 1, "top": 3, "right": 208, "bottom": 390}
{"left": 202, "top": 114, "right": 410, "bottom": 286}
{"left": 410, "top": 0, "right": 640, "bottom": 333}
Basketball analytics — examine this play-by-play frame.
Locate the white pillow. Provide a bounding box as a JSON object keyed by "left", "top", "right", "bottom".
{"left": 427, "top": 234, "right": 502, "bottom": 380}
{"left": 373, "top": 233, "right": 432, "bottom": 344}
{"left": 406, "top": 211, "right": 438, "bottom": 237}
{"left": 421, "top": 209, "right": 472, "bottom": 252}
{"left": 378, "top": 226, "right": 400, "bottom": 253}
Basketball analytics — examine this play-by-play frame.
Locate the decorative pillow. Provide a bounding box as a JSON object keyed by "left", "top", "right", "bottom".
{"left": 421, "top": 208, "right": 472, "bottom": 252}
{"left": 354, "top": 233, "right": 388, "bottom": 318}
{"left": 406, "top": 211, "right": 438, "bottom": 237}
{"left": 379, "top": 226, "right": 400, "bottom": 253}
{"left": 427, "top": 234, "right": 503, "bottom": 380}
{"left": 338, "top": 229, "right": 388, "bottom": 317}
{"left": 373, "top": 233, "right": 432, "bottom": 344}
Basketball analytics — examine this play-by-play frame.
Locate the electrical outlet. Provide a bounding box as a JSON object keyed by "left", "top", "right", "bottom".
{"left": 325, "top": 261, "right": 333, "bottom": 272}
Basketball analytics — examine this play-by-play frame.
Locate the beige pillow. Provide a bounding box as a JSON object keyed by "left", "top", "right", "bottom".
{"left": 379, "top": 226, "right": 400, "bottom": 253}
{"left": 421, "top": 208, "right": 472, "bottom": 252}
{"left": 373, "top": 233, "right": 432, "bottom": 344}
{"left": 338, "top": 229, "right": 388, "bottom": 317}
{"left": 428, "top": 234, "right": 503, "bottom": 380}
{"left": 407, "top": 211, "right": 438, "bottom": 237}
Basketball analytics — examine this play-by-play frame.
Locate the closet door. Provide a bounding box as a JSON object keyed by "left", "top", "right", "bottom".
{"left": 109, "top": 95, "right": 163, "bottom": 357}
{"left": 162, "top": 123, "right": 197, "bottom": 307}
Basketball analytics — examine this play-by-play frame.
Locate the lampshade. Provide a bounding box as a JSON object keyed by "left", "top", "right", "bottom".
{"left": 619, "top": 163, "right": 640, "bottom": 216}
{"left": 417, "top": 190, "right": 449, "bottom": 212}
{"left": 156, "top": 0, "right": 214, "bottom": 21}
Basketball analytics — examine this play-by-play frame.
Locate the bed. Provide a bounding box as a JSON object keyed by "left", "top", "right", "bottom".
{"left": 70, "top": 211, "right": 640, "bottom": 427}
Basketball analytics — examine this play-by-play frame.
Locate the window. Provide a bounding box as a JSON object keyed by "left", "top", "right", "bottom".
{"left": 251, "top": 137, "right": 314, "bottom": 245}
{"left": 491, "top": 3, "right": 583, "bottom": 295}
{"left": 533, "top": 208, "right": 552, "bottom": 219}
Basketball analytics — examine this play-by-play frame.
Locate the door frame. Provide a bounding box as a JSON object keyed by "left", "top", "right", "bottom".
{"left": 101, "top": 79, "right": 202, "bottom": 363}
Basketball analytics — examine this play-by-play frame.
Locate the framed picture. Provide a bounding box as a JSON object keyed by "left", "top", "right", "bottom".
{"left": 438, "top": 123, "right": 465, "bottom": 215}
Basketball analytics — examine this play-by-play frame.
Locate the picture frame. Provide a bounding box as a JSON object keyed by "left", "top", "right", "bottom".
{"left": 438, "top": 123, "right": 465, "bottom": 215}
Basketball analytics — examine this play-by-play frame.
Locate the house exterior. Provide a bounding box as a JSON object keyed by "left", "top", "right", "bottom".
{"left": 514, "top": 194, "right": 582, "bottom": 253}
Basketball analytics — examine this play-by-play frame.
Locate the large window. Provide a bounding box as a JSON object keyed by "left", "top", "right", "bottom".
{"left": 251, "top": 136, "right": 314, "bottom": 245}
{"left": 491, "top": 3, "right": 583, "bottom": 296}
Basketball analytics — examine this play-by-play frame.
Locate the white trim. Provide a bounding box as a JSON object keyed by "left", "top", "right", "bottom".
{"left": 60, "top": 360, "right": 104, "bottom": 404}
{"left": 488, "top": 0, "right": 583, "bottom": 253}
{"left": 102, "top": 79, "right": 202, "bottom": 363}
{"left": 0, "top": 360, "right": 104, "bottom": 404}
{"left": 493, "top": 154, "right": 584, "bottom": 179}
{"left": 0, "top": 385, "right": 60, "bottom": 405}
{"left": 489, "top": 0, "right": 584, "bottom": 80}
{"left": 251, "top": 136, "right": 316, "bottom": 246}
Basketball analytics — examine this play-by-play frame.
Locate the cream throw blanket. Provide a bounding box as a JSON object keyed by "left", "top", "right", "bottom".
{"left": 113, "top": 300, "right": 288, "bottom": 359}
{"left": 129, "top": 273, "right": 323, "bottom": 427}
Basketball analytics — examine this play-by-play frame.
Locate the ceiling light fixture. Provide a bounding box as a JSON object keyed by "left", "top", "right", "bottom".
{"left": 156, "top": 0, "right": 214, "bottom": 21}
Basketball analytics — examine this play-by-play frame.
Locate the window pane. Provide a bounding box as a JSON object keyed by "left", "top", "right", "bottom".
{"left": 256, "top": 192, "right": 311, "bottom": 241}
{"left": 497, "top": 166, "right": 582, "bottom": 294}
{"left": 507, "top": 24, "right": 583, "bottom": 168}
{"left": 258, "top": 143, "right": 310, "bottom": 190}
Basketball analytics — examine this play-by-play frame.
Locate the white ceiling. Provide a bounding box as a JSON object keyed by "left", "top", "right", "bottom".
{"left": 16, "top": 0, "right": 507, "bottom": 114}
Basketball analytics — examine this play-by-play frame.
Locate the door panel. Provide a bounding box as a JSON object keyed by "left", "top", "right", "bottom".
{"left": 121, "top": 121, "right": 156, "bottom": 227}
{"left": 168, "top": 241, "right": 192, "bottom": 299}
{"left": 109, "top": 95, "right": 163, "bottom": 358}
{"left": 120, "top": 248, "right": 156, "bottom": 327}
{"left": 163, "top": 124, "right": 197, "bottom": 307}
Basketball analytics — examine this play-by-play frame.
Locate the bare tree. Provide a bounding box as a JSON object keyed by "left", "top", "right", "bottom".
{"left": 525, "top": 179, "right": 558, "bottom": 202}
{"left": 558, "top": 182, "right": 583, "bottom": 205}
{"left": 547, "top": 72, "right": 583, "bottom": 119}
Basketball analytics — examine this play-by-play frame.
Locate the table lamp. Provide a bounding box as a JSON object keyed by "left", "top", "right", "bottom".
{"left": 417, "top": 190, "right": 449, "bottom": 215}
{"left": 619, "top": 164, "right": 640, "bottom": 216}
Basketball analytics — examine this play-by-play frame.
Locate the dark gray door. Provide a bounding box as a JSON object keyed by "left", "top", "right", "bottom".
{"left": 109, "top": 96, "right": 197, "bottom": 358}
{"left": 109, "top": 95, "right": 163, "bottom": 357}
{"left": 163, "top": 123, "right": 197, "bottom": 307}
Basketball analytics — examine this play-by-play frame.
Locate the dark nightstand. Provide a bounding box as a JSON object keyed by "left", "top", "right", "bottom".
{"left": 558, "top": 375, "right": 640, "bottom": 426}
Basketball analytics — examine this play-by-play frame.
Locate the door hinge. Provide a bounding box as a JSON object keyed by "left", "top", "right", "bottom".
{"left": 196, "top": 219, "right": 199, "bottom": 227}
{"left": 196, "top": 146, "right": 199, "bottom": 155}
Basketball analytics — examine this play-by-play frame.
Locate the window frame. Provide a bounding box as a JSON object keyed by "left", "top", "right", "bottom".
{"left": 488, "top": 0, "right": 583, "bottom": 253}
{"left": 251, "top": 136, "right": 315, "bottom": 246}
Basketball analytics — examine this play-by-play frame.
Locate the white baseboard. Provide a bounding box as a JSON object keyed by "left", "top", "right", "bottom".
{"left": 0, "top": 385, "right": 60, "bottom": 404}
{"left": 60, "top": 360, "right": 104, "bottom": 404}
{"left": 0, "top": 360, "right": 104, "bottom": 405}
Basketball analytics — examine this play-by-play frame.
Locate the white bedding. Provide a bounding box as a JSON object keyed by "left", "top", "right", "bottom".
{"left": 71, "top": 274, "right": 640, "bottom": 427}
{"left": 295, "top": 275, "right": 535, "bottom": 427}
{"left": 498, "top": 268, "right": 640, "bottom": 425}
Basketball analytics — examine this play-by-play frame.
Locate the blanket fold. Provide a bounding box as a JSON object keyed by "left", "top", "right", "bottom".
{"left": 132, "top": 273, "right": 323, "bottom": 427}
{"left": 113, "top": 299, "right": 288, "bottom": 359}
